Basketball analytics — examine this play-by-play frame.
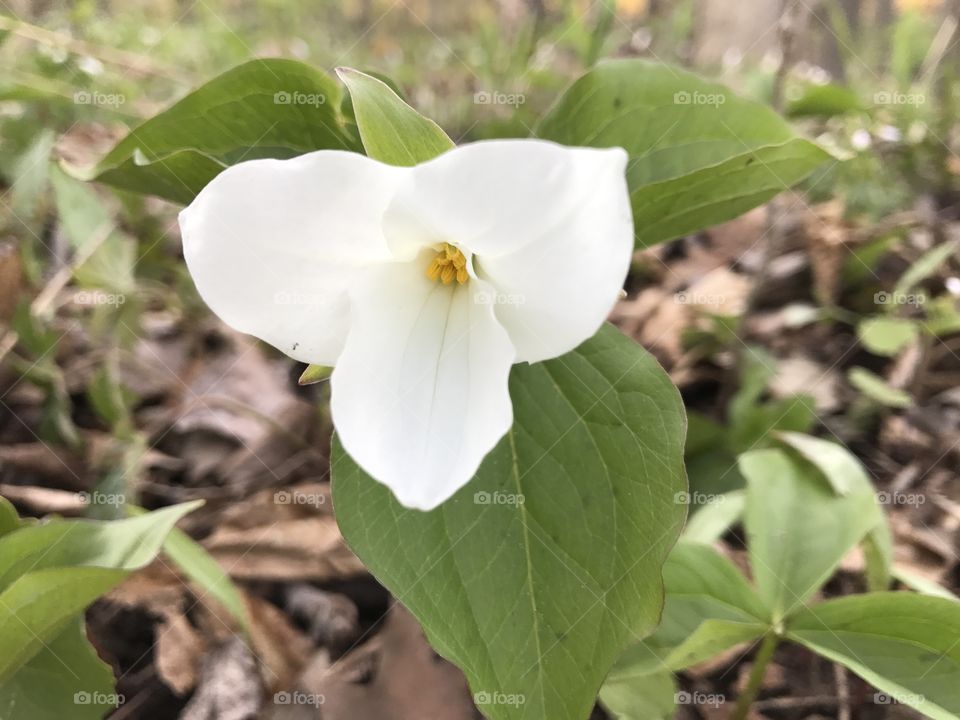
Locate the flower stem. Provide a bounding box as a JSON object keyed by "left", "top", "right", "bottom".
{"left": 731, "top": 632, "right": 780, "bottom": 720}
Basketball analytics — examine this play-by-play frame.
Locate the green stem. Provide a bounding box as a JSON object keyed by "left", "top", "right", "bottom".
{"left": 731, "top": 632, "right": 780, "bottom": 720}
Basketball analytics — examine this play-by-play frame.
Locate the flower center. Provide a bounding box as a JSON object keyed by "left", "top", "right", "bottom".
{"left": 425, "top": 243, "right": 469, "bottom": 285}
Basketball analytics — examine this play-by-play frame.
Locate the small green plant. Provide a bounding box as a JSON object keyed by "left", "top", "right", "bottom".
{"left": 600, "top": 432, "right": 960, "bottom": 720}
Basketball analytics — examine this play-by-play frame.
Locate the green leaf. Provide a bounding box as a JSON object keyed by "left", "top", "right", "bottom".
{"left": 538, "top": 59, "right": 831, "bottom": 247}
{"left": 298, "top": 363, "right": 331, "bottom": 385}
{"left": 332, "top": 324, "right": 686, "bottom": 720}
{"left": 0, "top": 618, "right": 117, "bottom": 720}
{"left": 776, "top": 432, "right": 892, "bottom": 590}
{"left": 647, "top": 542, "right": 767, "bottom": 671}
{"left": 600, "top": 665, "right": 676, "bottom": 720}
{"left": 336, "top": 67, "right": 453, "bottom": 166}
{"left": 682, "top": 491, "right": 745, "bottom": 544}
{"left": 739, "top": 449, "right": 878, "bottom": 621}
{"left": 127, "top": 502, "right": 248, "bottom": 633}
{"left": 893, "top": 567, "right": 959, "bottom": 601}
{"left": 0, "top": 501, "right": 201, "bottom": 590}
{"left": 163, "top": 525, "right": 250, "bottom": 635}
{"left": 894, "top": 239, "right": 959, "bottom": 297}
{"left": 0, "top": 501, "right": 201, "bottom": 682}
{"left": 0, "top": 497, "right": 19, "bottom": 537}
{"left": 786, "top": 83, "right": 864, "bottom": 119}
{"left": 788, "top": 593, "right": 960, "bottom": 719}
{"left": 848, "top": 367, "right": 912, "bottom": 408}
{"left": 858, "top": 316, "right": 919, "bottom": 356}
{"left": 68, "top": 59, "right": 355, "bottom": 204}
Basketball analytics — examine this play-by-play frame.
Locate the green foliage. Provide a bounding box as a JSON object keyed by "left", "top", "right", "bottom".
{"left": 786, "top": 83, "right": 865, "bottom": 119}
{"left": 127, "top": 506, "right": 250, "bottom": 635}
{"left": 848, "top": 366, "right": 912, "bottom": 408}
{"left": 599, "top": 666, "right": 675, "bottom": 720}
{"left": 538, "top": 59, "right": 831, "bottom": 247}
{"left": 789, "top": 593, "right": 960, "bottom": 719}
{"left": 0, "top": 618, "right": 116, "bottom": 720}
{"left": 68, "top": 59, "right": 358, "bottom": 204}
{"left": 337, "top": 67, "right": 453, "bottom": 165}
{"left": 334, "top": 325, "right": 687, "bottom": 720}
{"left": 0, "top": 502, "right": 201, "bottom": 719}
{"left": 858, "top": 315, "right": 920, "bottom": 356}
{"left": 603, "top": 436, "right": 960, "bottom": 719}
{"left": 740, "top": 448, "right": 878, "bottom": 621}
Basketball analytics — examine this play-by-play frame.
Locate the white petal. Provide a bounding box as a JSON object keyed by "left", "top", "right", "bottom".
{"left": 179, "top": 151, "right": 404, "bottom": 365}
{"left": 476, "top": 147, "right": 633, "bottom": 362}
{"left": 382, "top": 140, "right": 633, "bottom": 361}
{"left": 330, "top": 261, "right": 515, "bottom": 510}
{"left": 382, "top": 139, "right": 630, "bottom": 260}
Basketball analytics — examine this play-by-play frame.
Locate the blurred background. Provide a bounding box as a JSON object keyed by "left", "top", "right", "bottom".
{"left": 1, "top": 0, "right": 960, "bottom": 718}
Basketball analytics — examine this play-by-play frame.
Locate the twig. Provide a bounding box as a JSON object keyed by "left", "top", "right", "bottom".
{"left": 834, "top": 663, "right": 851, "bottom": 720}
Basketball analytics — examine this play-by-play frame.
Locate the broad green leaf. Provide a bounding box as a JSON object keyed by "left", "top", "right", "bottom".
{"left": 647, "top": 542, "right": 767, "bottom": 670}
{"left": 599, "top": 666, "right": 676, "bottom": 720}
{"left": 776, "top": 432, "right": 892, "bottom": 590}
{"left": 332, "top": 324, "right": 686, "bottom": 720}
{"left": 68, "top": 59, "right": 356, "bottom": 204}
{"left": 0, "top": 568, "right": 126, "bottom": 684}
{"left": 0, "top": 618, "right": 116, "bottom": 720}
{"left": 740, "top": 449, "right": 877, "bottom": 621}
{"left": 858, "top": 316, "right": 919, "bottom": 356}
{"left": 776, "top": 432, "right": 868, "bottom": 497}
{"left": 788, "top": 593, "right": 960, "bottom": 719}
{"left": 0, "top": 501, "right": 201, "bottom": 682}
{"left": 682, "top": 491, "right": 745, "bottom": 544}
{"left": 537, "top": 59, "right": 831, "bottom": 247}
{"left": 336, "top": 67, "right": 453, "bottom": 166}
{"left": 0, "top": 501, "right": 201, "bottom": 590}
{"left": 786, "top": 83, "right": 864, "bottom": 119}
{"left": 848, "top": 367, "right": 912, "bottom": 408}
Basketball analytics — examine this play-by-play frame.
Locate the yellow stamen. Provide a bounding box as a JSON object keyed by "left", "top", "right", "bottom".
{"left": 425, "top": 243, "right": 470, "bottom": 285}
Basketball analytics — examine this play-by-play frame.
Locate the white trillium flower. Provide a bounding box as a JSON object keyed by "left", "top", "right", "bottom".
{"left": 179, "top": 139, "right": 633, "bottom": 510}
